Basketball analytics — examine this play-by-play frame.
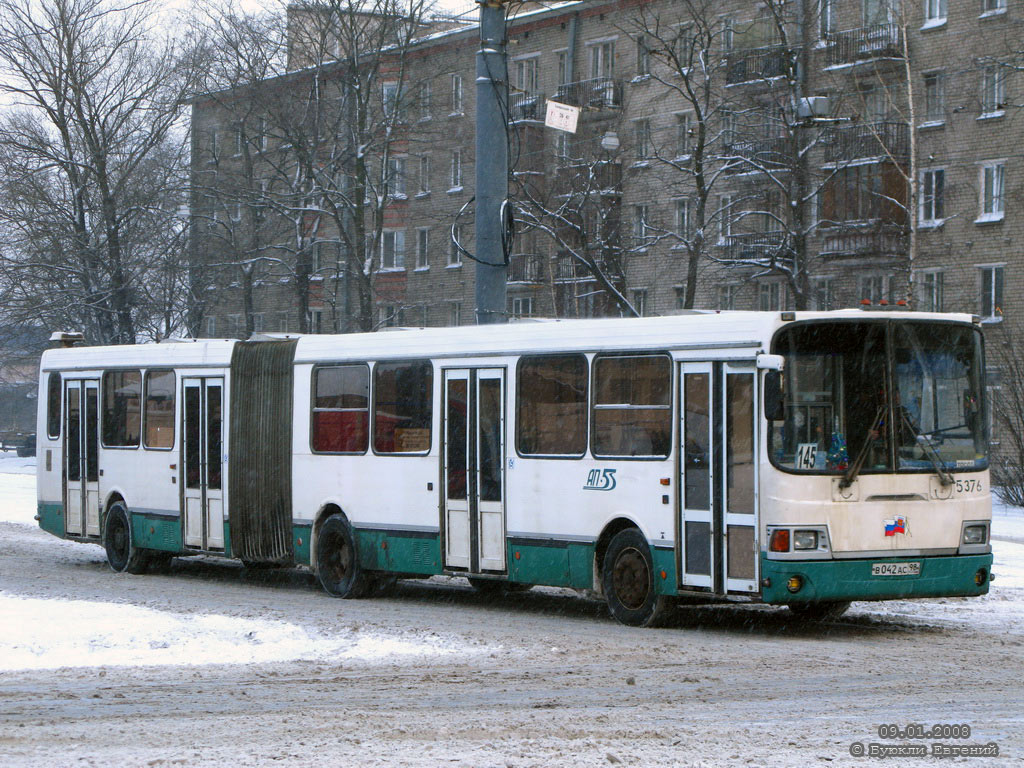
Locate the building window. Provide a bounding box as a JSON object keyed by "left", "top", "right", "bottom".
{"left": 675, "top": 198, "right": 690, "bottom": 237}
{"left": 759, "top": 282, "right": 785, "bottom": 311}
{"left": 979, "top": 162, "right": 1005, "bottom": 221}
{"left": 227, "top": 314, "right": 243, "bottom": 338}
{"left": 634, "top": 119, "right": 652, "bottom": 159}
{"left": 923, "top": 72, "right": 945, "bottom": 123}
{"left": 419, "top": 81, "right": 431, "bottom": 119}
{"left": 382, "top": 81, "right": 399, "bottom": 118}
{"left": 251, "top": 313, "right": 264, "bottom": 333}
{"left": 416, "top": 227, "right": 429, "bottom": 269}
{"left": 635, "top": 35, "right": 649, "bottom": 76}
{"left": 208, "top": 128, "right": 218, "bottom": 161}
{"left": 233, "top": 123, "right": 244, "bottom": 156}
{"left": 717, "top": 194, "right": 732, "bottom": 241}
{"left": 676, "top": 113, "right": 692, "bottom": 157}
{"left": 632, "top": 204, "right": 649, "bottom": 246}
{"left": 632, "top": 289, "right": 648, "bottom": 316}
{"left": 819, "top": 0, "right": 836, "bottom": 37}
{"left": 378, "top": 304, "right": 404, "bottom": 328}
{"left": 812, "top": 277, "right": 835, "bottom": 310}
{"left": 449, "top": 301, "right": 462, "bottom": 326}
{"left": 451, "top": 74, "right": 463, "bottom": 113}
{"left": 980, "top": 265, "right": 1004, "bottom": 319}
{"left": 924, "top": 0, "right": 946, "bottom": 24}
{"left": 919, "top": 169, "right": 945, "bottom": 225}
{"left": 309, "top": 309, "right": 323, "bottom": 334}
{"left": 982, "top": 0, "right": 1006, "bottom": 15}
{"left": 589, "top": 40, "right": 615, "bottom": 79}
{"left": 450, "top": 149, "right": 462, "bottom": 188}
{"left": 277, "top": 312, "right": 291, "bottom": 332}
{"left": 717, "top": 285, "right": 738, "bottom": 310}
{"left": 511, "top": 296, "right": 534, "bottom": 318}
{"left": 381, "top": 230, "right": 405, "bottom": 270}
{"left": 205, "top": 316, "right": 216, "bottom": 337}
{"left": 919, "top": 270, "right": 945, "bottom": 312}
{"left": 554, "top": 131, "right": 570, "bottom": 161}
{"left": 449, "top": 223, "right": 463, "bottom": 266}
{"left": 513, "top": 56, "right": 539, "bottom": 93}
{"left": 981, "top": 65, "right": 1005, "bottom": 114}
{"left": 418, "top": 155, "right": 431, "bottom": 194}
{"left": 859, "top": 274, "right": 893, "bottom": 304}
{"left": 386, "top": 156, "right": 406, "bottom": 197}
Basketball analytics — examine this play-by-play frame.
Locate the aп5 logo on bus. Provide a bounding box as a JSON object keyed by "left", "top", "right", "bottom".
{"left": 584, "top": 469, "right": 617, "bottom": 491}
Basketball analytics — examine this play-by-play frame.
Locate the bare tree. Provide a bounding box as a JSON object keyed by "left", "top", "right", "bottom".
{"left": 0, "top": 0, "right": 199, "bottom": 343}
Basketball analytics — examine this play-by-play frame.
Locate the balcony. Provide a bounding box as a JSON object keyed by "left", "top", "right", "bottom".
{"left": 554, "top": 254, "right": 623, "bottom": 282}
{"left": 719, "top": 231, "right": 793, "bottom": 261}
{"left": 823, "top": 121, "right": 908, "bottom": 163}
{"left": 722, "top": 135, "right": 790, "bottom": 172}
{"left": 820, "top": 226, "right": 906, "bottom": 260}
{"left": 507, "top": 253, "right": 546, "bottom": 283}
{"left": 553, "top": 77, "right": 623, "bottom": 110}
{"left": 509, "top": 91, "right": 545, "bottom": 122}
{"left": 726, "top": 45, "right": 792, "bottom": 85}
{"left": 825, "top": 24, "right": 904, "bottom": 68}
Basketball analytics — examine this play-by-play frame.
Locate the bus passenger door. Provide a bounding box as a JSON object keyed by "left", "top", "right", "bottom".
{"left": 64, "top": 379, "right": 100, "bottom": 537}
{"left": 679, "top": 363, "right": 714, "bottom": 588}
{"left": 722, "top": 364, "right": 758, "bottom": 594}
{"left": 182, "top": 377, "right": 225, "bottom": 551}
{"left": 442, "top": 368, "right": 506, "bottom": 573}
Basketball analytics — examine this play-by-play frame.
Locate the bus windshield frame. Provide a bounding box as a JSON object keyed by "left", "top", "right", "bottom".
{"left": 768, "top": 319, "right": 988, "bottom": 477}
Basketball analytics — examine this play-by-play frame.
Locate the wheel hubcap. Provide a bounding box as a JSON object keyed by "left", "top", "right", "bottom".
{"left": 612, "top": 547, "right": 650, "bottom": 611}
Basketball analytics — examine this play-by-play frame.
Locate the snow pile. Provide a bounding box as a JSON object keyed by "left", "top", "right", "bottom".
{"left": 0, "top": 593, "right": 478, "bottom": 671}
{"left": 0, "top": 449, "right": 36, "bottom": 475}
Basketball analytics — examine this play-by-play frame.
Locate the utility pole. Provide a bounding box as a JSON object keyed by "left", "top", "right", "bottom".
{"left": 474, "top": 0, "right": 509, "bottom": 324}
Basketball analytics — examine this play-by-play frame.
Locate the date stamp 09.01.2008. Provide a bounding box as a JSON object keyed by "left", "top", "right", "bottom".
{"left": 848, "top": 725, "right": 1001, "bottom": 759}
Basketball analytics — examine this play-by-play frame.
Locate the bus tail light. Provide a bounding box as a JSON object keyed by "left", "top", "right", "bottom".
{"left": 769, "top": 529, "right": 790, "bottom": 552}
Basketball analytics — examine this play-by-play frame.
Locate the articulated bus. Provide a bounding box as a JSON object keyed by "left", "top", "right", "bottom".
{"left": 36, "top": 310, "right": 993, "bottom": 626}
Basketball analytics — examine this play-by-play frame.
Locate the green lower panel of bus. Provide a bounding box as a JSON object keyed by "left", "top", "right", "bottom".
{"left": 131, "top": 513, "right": 182, "bottom": 552}
{"left": 354, "top": 528, "right": 442, "bottom": 575}
{"left": 37, "top": 502, "right": 63, "bottom": 537}
{"left": 759, "top": 553, "right": 994, "bottom": 604}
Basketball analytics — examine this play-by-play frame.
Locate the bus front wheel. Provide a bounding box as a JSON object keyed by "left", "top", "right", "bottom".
{"left": 787, "top": 601, "right": 851, "bottom": 622}
{"left": 602, "top": 528, "right": 669, "bottom": 627}
{"left": 316, "top": 515, "right": 371, "bottom": 599}
{"left": 103, "top": 502, "right": 149, "bottom": 575}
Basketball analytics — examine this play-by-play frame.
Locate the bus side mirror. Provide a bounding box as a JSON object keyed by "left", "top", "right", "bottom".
{"left": 764, "top": 371, "right": 784, "bottom": 421}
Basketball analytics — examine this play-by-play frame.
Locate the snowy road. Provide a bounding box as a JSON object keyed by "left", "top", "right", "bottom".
{"left": 1, "top": 456, "right": 1022, "bottom": 767}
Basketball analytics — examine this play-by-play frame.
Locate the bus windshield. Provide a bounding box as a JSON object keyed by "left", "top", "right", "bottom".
{"left": 769, "top": 320, "right": 987, "bottom": 475}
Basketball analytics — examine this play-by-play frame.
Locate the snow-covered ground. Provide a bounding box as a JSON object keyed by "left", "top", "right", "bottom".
{"left": 2, "top": 448, "right": 1022, "bottom": 669}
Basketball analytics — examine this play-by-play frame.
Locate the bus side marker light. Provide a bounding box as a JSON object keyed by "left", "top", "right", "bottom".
{"left": 769, "top": 529, "right": 790, "bottom": 552}
{"left": 761, "top": 577, "right": 771, "bottom": 588}
{"left": 381, "top": 541, "right": 388, "bottom": 550}
{"left": 660, "top": 478, "right": 670, "bottom": 486}
{"left": 787, "top": 575, "right": 803, "bottom": 593}
{"left": 514, "top": 551, "right": 521, "bottom": 560}
{"left": 975, "top": 569, "right": 988, "bottom": 586}
{"left": 297, "top": 537, "right": 303, "bottom": 547}
{"left": 659, "top": 570, "right": 667, "bottom": 580}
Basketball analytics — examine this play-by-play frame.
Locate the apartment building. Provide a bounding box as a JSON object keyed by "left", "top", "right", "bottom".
{"left": 189, "top": 0, "right": 1020, "bottom": 339}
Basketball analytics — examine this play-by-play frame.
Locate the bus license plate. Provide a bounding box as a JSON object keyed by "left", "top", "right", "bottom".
{"left": 871, "top": 562, "right": 921, "bottom": 577}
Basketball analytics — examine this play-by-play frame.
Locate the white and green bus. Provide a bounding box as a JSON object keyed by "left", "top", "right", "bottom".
{"left": 36, "top": 310, "right": 993, "bottom": 626}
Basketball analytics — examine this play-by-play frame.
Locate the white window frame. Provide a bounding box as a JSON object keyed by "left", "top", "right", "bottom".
{"left": 632, "top": 204, "right": 649, "bottom": 246}
{"left": 634, "top": 35, "right": 650, "bottom": 77}
{"left": 418, "top": 155, "right": 431, "bottom": 195}
{"left": 512, "top": 54, "right": 540, "bottom": 94}
{"left": 918, "top": 269, "right": 945, "bottom": 312}
{"left": 449, "top": 301, "right": 462, "bottom": 326}
{"left": 978, "top": 263, "right": 1004, "bottom": 321}
{"left": 450, "top": 74, "right": 464, "bottom": 115}
{"left": 812, "top": 277, "right": 835, "bottom": 310}
{"left": 978, "top": 161, "right": 1005, "bottom": 222}
{"left": 923, "top": 0, "right": 947, "bottom": 27}
{"left": 922, "top": 72, "right": 945, "bottom": 125}
{"left": 449, "top": 149, "right": 463, "bottom": 190}
{"left": 675, "top": 198, "right": 690, "bottom": 238}
{"left": 675, "top": 112, "right": 693, "bottom": 158}
{"left": 718, "top": 284, "right": 739, "bottom": 310}
{"left": 919, "top": 168, "right": 945, "bottom": 226}
{"left": 419, "top": 81, "right": 432, "bottom": 121}
{"left": 511, "top": 296, "right": 535, "bottom": 318}
{"left": 449, "top": 223, "right": 463, "bottom": 267}
{"left": 205, "top": 316, "right": 217, "bottom": 337}
{"left": 981, "top": 0, "right": 1006, "bottom": 18}
{"left": 382, "top": 81, "right": 400, "bottom": 120}
{"left": 634, "top": 118, "right": 652, "bottom": 160}
{"left": 416, "top": 227, "right": 430, "bottom": 270}
{"left": 631, "top": 289, "right": 648, "bottom": 316}
{"left": 381, "top": 229, "right": 406, "bottom": 271}
{"left": 387, "top": 156, "right": 407, "bottom": 198}
{"left": 980, "top": 65, "right": 1005, "bottom": 116}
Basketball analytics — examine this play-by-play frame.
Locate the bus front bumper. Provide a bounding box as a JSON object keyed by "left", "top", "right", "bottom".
{"left": 759, "top": 553, "right": 993, "bottom": 605}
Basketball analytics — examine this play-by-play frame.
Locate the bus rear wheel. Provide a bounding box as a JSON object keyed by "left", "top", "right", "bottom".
{"left": 316, "top": 515, "right": 371, "bottom": 599}
{"left": 602, "top": 528, "right": 669, "bottom": 627}
{"left": 103, "top": 502, "right": 149, "bottom": 575}
{"left": 788, "top": 601, "right": 851, "bottom": 622}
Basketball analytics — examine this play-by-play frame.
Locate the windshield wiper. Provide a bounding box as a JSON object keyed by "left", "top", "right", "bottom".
{"left": 841, "top": 405, "right": 885, "bottom": 489}
{"left": 901, "top": 410, "right": 953, "bottom": 486}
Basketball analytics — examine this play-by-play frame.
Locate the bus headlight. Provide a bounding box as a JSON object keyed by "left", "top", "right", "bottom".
{"left": 793, "top": 530, "right": 819, "bottom": 550}
{"left": 963, "top": 525, "right": 988, "bottom": 545}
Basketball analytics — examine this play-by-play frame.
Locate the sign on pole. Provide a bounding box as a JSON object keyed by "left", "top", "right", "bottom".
{"left": 545, "top": 100, "right": 579, "bottom": 134}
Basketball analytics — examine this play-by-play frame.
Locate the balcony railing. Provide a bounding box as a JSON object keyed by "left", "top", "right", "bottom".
{"left": 823, "top": 121, "right": 908, "bottom": 163}
{"left": 820, "top": 226, "right": 907, "bottom": 259}
{"left": 507, "top": 253, "right": 546, "bottom": 283}
{"left": 554, "top": 254, "right": 623, "bottom": 282}
{"left": 722, "top": 135, "right": 790, "bottom": 171}
{"left": 553, "top": 77, "right": 623, "bottom": 110}
{"left": 509, "top": 91, "right": 545, "bottom": 122}
{"left": 726, "top": 45, "right": 792, "bottom": 85}
{"left": 719, "top": 231, "right": 792, "bottom": 261}
{"left": 825, "top": 24, "right": 904, "bottom": 67}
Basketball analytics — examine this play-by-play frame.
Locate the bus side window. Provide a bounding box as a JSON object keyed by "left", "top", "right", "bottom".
{"left": 516, "top": 354, "right": 588, "bottom": 457}
{"left": 46, "top": 373, "right": 62, "bottom": 438}
{"left": 592, "top": 354, "right": 671, "bottom": 458}
{"left": 373, "top": 361, "right": 432, "bottom": 454}
{"left": 102, "top": 370, "right": 142, "bottom": 447}
{"left": 143, "top": 370, "right": 175, "bottom": 449}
